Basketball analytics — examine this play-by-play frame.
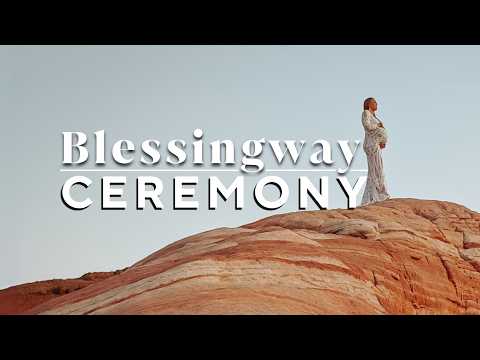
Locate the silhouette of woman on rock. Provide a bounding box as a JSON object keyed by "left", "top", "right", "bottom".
{"left": 361, "top": 97, "right": 390, "bottom": 205}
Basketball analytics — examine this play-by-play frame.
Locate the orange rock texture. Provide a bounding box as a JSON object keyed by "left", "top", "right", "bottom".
{"left": 3, "top": 198, "right": 480, "bottom": 314}
{"left": 0, "top": 271, "right": 124, "bottom": 315}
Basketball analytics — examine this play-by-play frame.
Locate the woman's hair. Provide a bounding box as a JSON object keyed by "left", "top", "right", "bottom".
{"left": 363, "top": 97, "right": 375, "bottom": 110}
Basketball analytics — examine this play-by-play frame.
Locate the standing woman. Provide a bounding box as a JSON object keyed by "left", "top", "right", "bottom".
{"left": 361, "top": 97, "right": 390, "bottom": 205}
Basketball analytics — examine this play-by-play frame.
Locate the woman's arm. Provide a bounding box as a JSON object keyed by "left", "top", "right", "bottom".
{"left": 362, "top": 110, "right": 378, "bottom": 131}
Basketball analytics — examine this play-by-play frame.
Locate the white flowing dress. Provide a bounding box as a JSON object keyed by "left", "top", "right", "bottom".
{"left": 360, "top": 110, "right": 390, "bottom": 206}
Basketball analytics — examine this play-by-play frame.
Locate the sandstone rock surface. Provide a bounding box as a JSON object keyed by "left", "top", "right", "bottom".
{"left": 3, "top": 198, "right": 480, "bottom": 314}
{"left": 0, "top": 271, "right": 125, "bottom": 315}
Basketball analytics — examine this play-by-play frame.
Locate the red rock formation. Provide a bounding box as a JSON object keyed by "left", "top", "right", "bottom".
{"left": 0, "top": 271, "right": 125, "bottom": 315}
{"left": 3, "top": 198, "right": 480, "bottom": 314}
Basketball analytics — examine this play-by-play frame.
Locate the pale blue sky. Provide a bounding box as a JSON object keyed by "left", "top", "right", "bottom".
{"left": 1, "top": 45, "right": 479, "bottom": 289}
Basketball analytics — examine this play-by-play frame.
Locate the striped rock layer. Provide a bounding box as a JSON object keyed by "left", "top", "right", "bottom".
{"left": 3, "top": 198, "right": 480, "bottom": 314}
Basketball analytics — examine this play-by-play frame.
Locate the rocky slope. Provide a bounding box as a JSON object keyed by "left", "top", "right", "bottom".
{"left": 3, "top": 198, "right": 480, "bottom": 314}
{"left": 0, "top": 271, "right": 125, "bottom": 315}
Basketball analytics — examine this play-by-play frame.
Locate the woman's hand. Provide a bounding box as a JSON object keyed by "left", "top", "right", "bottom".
{"left": 380, "top": 143, "right": 386, "bottom": 149}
